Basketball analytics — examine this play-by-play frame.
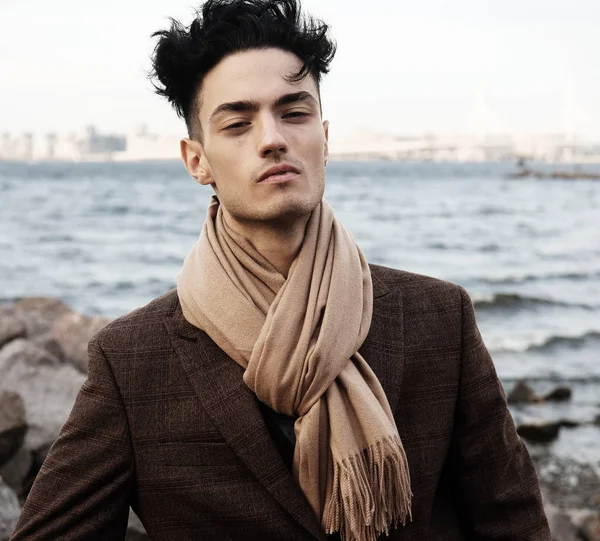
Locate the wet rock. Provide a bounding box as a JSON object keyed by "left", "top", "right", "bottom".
{"left": 544, "top": 386, "right": 572, "bottom": 402}
{"left": 517, "top": 421, "right": 561, "bottom": 443}
{"left": 558, "top": 419, "right": 580, "bottom": 429}
{"left": 507, "top": 380, "right": 539, "bottom": 404}
{"left": 12, "top": 297, "right": 71, "bottom": 338}
{"left": 0, "top": 307, "right": 26, "bottom": 348}
{"left": 51, "top": 312, "right": 111, "bottom": 373}
{"left": 0, "top": 475, "right": 21, "bottom": 541}
{"left": 0, "top": 391, "right": 26, "bottom": 468}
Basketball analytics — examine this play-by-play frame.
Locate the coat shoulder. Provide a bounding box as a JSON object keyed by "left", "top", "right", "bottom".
{"left": 91, "top": 289, "right": 179, "bottom": 351}
{"left": 369, "top": 264, "right": 465, "bottom": 314}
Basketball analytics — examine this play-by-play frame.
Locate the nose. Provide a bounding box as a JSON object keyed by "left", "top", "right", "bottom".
{"left": 257, "top": 116, "right": 288, "bottom": 158}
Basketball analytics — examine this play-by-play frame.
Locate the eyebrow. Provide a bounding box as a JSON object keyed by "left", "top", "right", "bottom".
{"left": 208, "top": 91, "right": 318, "bottom": 124}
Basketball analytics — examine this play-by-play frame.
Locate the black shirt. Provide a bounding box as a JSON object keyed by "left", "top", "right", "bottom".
{"left": 257, "top": 400, "right": 296, "bottom": 471}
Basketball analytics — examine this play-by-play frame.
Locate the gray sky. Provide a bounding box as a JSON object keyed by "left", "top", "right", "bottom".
{"left": 2, "top": 0, "right": 600, "bottom": 141}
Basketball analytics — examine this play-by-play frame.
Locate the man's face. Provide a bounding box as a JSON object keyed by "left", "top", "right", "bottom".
{"left": 193, "top": 48, "right": 329, "bottom": 225}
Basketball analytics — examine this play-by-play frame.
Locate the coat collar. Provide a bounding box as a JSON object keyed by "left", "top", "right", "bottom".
{"left": 164, "top": 264, "right": 402, "bottom": 540}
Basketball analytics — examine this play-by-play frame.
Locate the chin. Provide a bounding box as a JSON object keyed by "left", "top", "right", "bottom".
{"left": 262, "top": 192, "right": 322, "bottom": 221}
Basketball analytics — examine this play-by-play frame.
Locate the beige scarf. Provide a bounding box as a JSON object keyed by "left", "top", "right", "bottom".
{"left": 177, "top": 196, "right": 412, "bottom": 541}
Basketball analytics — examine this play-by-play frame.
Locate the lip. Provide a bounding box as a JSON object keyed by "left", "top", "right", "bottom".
{"left": 258, "top": 164, "right": 300, "bottom": 184}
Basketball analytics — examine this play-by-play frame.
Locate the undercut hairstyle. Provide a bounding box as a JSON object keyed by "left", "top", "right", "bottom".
{"left": 150, "top": 0, "right": 337, "bottom": 141}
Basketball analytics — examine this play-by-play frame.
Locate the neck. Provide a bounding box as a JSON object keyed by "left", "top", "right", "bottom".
{"left": 222, "top": 209, "right": 311, "bottom": 278}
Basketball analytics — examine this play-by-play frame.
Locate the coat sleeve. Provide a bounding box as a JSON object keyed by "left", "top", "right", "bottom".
{"left": 448, "top": 286, "right": 551, "bottom": 540}
{"left": 10, "top": 338, "right": 134, "bottom": 540}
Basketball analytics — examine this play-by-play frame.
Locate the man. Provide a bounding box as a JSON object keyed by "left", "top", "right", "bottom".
{"left": 11, "top": 1, "right": 551, "bottom": 540}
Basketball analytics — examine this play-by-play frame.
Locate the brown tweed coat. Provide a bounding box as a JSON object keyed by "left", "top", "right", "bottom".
{"left": 11, "top": 265, "right": 551, "bottom": 540}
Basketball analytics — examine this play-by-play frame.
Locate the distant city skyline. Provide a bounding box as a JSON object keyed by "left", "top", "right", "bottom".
{"left": 4, "top": 123, "right": 600, "bottom": 164}
{"left": 2, "top": 0, "right": 600, "bottom": 140}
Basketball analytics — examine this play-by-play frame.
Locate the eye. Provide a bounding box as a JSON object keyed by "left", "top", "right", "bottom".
{"left": 224, "top": 121, "right": 250, "bottom": 131}
{"left": 283, "top": 111, "right": 310, "bottom": 119}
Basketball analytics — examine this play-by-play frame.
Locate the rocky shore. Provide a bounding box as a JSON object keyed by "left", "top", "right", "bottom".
{"left": 1, "top": 297, "right": 599, "bottom": 540}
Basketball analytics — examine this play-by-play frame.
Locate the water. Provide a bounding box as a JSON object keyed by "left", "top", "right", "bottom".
{"left": 2, "top": 160, "right": 599, "bottom": 463}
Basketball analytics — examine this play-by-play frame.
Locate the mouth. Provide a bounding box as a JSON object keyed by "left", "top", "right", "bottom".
{"left": 258, "top": 164, "right": 300, "bottom": 184}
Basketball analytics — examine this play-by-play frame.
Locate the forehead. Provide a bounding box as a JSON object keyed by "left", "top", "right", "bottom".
{"left": 198, "top": 48, "right": 318, "bottom": 117}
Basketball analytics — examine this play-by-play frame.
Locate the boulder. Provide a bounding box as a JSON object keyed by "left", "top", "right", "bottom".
{"left": 51, "top": 312, "right": 111, "bottom": 373}
{"left": 30, "top": 332, "right": 65, "bottom": 362}
{"left": 0, "top": 339, "right": 60, "bottom": 373}
{"left": 580, "top": 515, "right": 600, "bottom": 541}
{"left": 558, "top": 419, "right": 580, "bottom": 429}
{"left": 12, "top": 297, "right": 71, "bottom": 338}
{"left": 0, "top": 446, "right": 32, "bottom": 502}
{"left": 517, "top": 421, "right": 561, "bottom": 443}
{"left": 544, "top": 386, "right": 572, "bottom": 402}
{"left": 0, "top": 339, "right": 85, "bottom": 459}
{"left": 0, "top": 307, "right": 26, "bottom": 348}
{"left": 546, "top": 509, "right": 581, "bottom": 541}
{"left": 0, "top": 391, "right": 26, "bottom": 468}
{"left": 0, "top": 475, "right": 21, "bottom": 541}
{"left": 507, "top": 381, "right": 539, "bottom": 404}
{"left": 14, "top": 441, "right": 54, "bottom": 502}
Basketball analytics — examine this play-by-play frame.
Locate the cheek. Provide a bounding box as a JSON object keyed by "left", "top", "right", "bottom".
{"left": 210, "top": 148, "right": 243, "bottom": 184}
{"left": 308, "top": 141, "right": 327, "bottom": 167}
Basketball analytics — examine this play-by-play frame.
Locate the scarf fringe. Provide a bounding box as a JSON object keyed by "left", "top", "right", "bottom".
{"left": 323, "top": 435, "right": 412, "bottom": 541}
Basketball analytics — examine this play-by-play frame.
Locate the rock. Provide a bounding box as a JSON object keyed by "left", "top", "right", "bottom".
{"left": 594, "top": 415, "right": 600, "bottom": 426}
{"left": 580, "top": 515, "right": 600, "bottom": 541}
{"left": 544, "top": 386, "right": 572, "bottom": 402}
{"left": 558, "top": 419, "right": 580, "bottom": 429}
{"left": 18, "top": 441, "right": 54, "bottom": 502}
{"left": 507, "top": 380, "right": 539, "bottom": 404}
{"left": 126, "top": 510, "right": 149, "bottom": 541}
{"left": 30, "top": 332, "right": 65, "bottom": 362}
{"left": 0, "top": 391, "right": 27, "bottom": 468}
{"left": 51, "top": 312, "right": 111, "bottom": 373}
{"left": 12, "top": 297, "right": 71, "bottom": 338}
{"left": 517, "top": 421, "right": 561, "bottom": 443}
{"left": 0, "top": 338, "right": 85, "bottom": 462}
{"left": 0, "top": 447, "right": 32, "bottom": 501}
{"left": 0, "top": 475, "right": 21, "bottom": 541}
{"left": 535, "top": 456, "right": 600, "bottom": 512}
{"left": 547, "top": 509, "right": 581, "bottom": 541}
{"left": 0, "top": 307, "right": 26, "bottom": 348}
{"left": 0, "top": 339, "right": 60, "bottom": 373}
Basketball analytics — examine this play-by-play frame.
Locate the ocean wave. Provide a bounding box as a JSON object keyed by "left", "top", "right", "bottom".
{"left": 427, "top": 241, "right": 500, "bottom": 252}
{"left": 491, "top": 330, "right": 600, "bottom": 354}
{"left": 37, "top": 234, "right": 75, "bottom": 242}
{"left": 473, "top": 293, "right": 597, "bottom": 312}
{"left": 501, "top": 375, "right": 600, "bottom": 384}
{"left": 528, "top": 331, "right": 600, "bottom": 353}
{"left": 479, "top": 270, "right": 600, "bottom": 285}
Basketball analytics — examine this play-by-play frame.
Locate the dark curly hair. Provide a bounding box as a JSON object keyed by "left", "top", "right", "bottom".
{"left": 150, "top": 0, "right": 336, "bottom": 140}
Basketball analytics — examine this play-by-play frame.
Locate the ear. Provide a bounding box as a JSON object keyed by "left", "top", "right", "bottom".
{"left": 322, "top": 120, "right": 329, "bottom": 166}
{"left": 180, "top": 137, "right": 214, "bottom": 186}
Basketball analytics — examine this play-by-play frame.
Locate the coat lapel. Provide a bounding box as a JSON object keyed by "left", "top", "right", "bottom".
{"left": 164, "top": 306, "right": 327, "bottom": 541}
{"left": 360, "top": 266, "right": 405, "bottom": 415}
